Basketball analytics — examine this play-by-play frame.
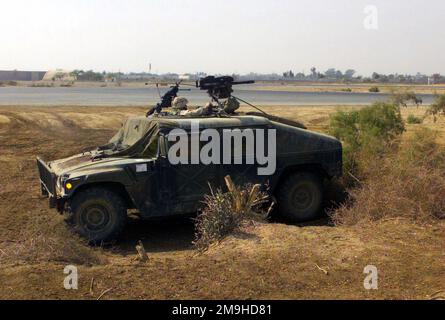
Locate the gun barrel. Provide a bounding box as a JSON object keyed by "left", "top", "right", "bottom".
{"left": 232, "top": 80, "right": 255, "bottom": 85}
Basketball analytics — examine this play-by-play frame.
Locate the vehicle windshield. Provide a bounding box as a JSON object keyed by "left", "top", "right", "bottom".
{"left": 97, "top": 116, "right": 160, "bottom": 159}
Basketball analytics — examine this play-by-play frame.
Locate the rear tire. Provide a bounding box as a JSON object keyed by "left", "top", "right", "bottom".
{"left": 68, "top": 187, "right": 127, "bottom": 244}
{"left": 276, "top": 172, "right": 323, "bottom": 222}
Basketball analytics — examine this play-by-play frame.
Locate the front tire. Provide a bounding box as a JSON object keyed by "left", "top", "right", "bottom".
{"left": 68, "top": 187, "right": 127, "bottom": 244}
{"left": 276, "top": 172, "right": 323, "bottom": 222}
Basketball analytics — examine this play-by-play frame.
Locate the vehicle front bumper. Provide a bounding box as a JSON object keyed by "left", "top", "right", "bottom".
{"left": 36, "top": 157, "right": 64, "bottom": 211}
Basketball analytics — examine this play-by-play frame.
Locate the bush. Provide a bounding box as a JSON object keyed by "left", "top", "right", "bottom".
{"left": 331, "top": 128, "right": 445, "bottom": 225}
{"left": 426, "top": 94, "right": 445, "bottom": 122}
{"left": 29, "top": 82, "right": 54, "bottom": 88}
{"left": 369, "top": 86, "right": 380, "bottom": 93}
{"left": 391, "top": 91, "right": 422, "bottom": 107}
{"left": 406, "top": 114, "right": 423, "bottom": 124}
{"left": 328, "top": 102, "right": 405, "bottom": 180}
{"left": 194, "top": 176, "right": 269, "bottom": 252}
{"left": 60, "top": 81, "right": 74, "bottom": 87}
{"left": 0, "top": 81, "right": 18, "bottom": 86}
{"left": 400, "top": 128, "right": 445, "bottom": 169}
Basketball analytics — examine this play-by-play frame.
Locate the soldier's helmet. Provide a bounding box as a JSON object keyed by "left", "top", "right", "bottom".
{"left": 172, "top": 97, "right": 189, "bottom": 110}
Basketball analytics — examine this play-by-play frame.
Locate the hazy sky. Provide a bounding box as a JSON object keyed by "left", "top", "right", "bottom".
{"left": 1, "top": 0, "right": 444, "bottom": 75}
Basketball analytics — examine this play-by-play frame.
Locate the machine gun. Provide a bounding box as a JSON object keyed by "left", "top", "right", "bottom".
{"left": 196, "top": 76, "right": 254, "bottom": 102}
{"left": 146, "top": 76, "right": 255, "bottom": 116}
{"left": 146, "top": 81, "right": 182, "bottom": 117}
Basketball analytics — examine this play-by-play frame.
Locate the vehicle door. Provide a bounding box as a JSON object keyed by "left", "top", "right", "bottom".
{"left": 161, "top": 129, "right": 222, "bottom": 215}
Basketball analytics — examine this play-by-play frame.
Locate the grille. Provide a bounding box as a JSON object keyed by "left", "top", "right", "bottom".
{"left": 36, "top": 157, "right": 56, "bottom": 196}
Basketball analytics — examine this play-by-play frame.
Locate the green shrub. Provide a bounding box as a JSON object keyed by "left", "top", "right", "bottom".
{"left": 406, "top": 114, "right": 423, "bottom": 124}
{"left": 369, "top": 86, "right": 380, "bottom": 93}
{"left": 329, "top": 102, "right": 405, "bottom": 151}
{"left": 328, "top": 102, "right": 405, "bottom": 181}
{"left": 194, "top": 176, "right": 269, "bottom": 252}
{"left": 426, "top": 94, "right": 445, "bottom": 122}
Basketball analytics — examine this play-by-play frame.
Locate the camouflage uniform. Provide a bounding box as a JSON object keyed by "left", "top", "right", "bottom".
{"left": 223, "top": 96, "right": 240, "bottom": 114}
{"left": 170, "top": 97, "right": 189, "bottom": 116}
{"left": 182, "top": 102, "right": 214, "bottom": 117}
{"left": 170, "top": 97, "right": 216, "bottom": 117}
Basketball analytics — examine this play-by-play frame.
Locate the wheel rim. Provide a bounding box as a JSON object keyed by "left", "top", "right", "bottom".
{"left": 80, "top": 204, "right": 111, "bottom": 233}
{"left": 292, "top": 184, "right": 314, "bottom": 210}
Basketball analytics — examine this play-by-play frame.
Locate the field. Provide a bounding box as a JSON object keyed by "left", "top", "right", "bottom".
{"left": 3, "top": 80, "right": 445, "bottom": 95}
{"left": 0, "top": 105, "right": 444, "bottom": 299}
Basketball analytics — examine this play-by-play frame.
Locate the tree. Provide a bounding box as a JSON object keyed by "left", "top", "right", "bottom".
{"left": 325, "top": 68, "right": 337, "bottom": 79}
{"left": 432, "top": 74, "right": 441, "bottom": 84}
{"left": 310, "top": 67, "right": 317, "bottom": 78}
{"left": 344, "top": 69, "right": 356, "bottom": 80}
{"left": 336, "top": 70, "right": 343, "bottom": 79}
{"left": 283, "top": 70, "right": 294, "bottom": 78}
{"left": 77, "top": 70, "right": 104, "bottom": 82}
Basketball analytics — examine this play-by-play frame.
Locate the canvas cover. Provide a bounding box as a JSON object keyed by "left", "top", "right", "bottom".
{"left": 102, "top": 116, "right": 178, "bottom": 158}
{"left": 100, "top": 114, "right": 310, "bottom": 159}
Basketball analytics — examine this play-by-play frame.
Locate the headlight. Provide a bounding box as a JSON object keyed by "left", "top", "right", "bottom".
{"left": 57, "top": 175, "right": 70, "bottom": 195}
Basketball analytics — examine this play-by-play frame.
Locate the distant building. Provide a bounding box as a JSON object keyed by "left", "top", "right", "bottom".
{"left": 0, "top": 70, "right": 47, "bottom": 81}
{"left": 42, "top": 69, "right": 76, "bottom": 81}
{"left": 179, "top": 74, "right": 200, "bottom": 81}
{"left": 179, "top": 74, "right": 190, "bottom": 80}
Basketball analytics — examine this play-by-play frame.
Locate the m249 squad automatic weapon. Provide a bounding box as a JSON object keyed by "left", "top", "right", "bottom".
{"left": 146, "top": 81, "right": 182, "bottom": 116}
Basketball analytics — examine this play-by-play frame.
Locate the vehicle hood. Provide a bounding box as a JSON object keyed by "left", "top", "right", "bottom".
{"left": 48, "top": 151, "right": 147, "bottom": 177}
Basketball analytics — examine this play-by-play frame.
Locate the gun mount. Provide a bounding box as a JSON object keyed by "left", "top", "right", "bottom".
{"left": 196, "top": 76, "right": 254, "bottom": 101}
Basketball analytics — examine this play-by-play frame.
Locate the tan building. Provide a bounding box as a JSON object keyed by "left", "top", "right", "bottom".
{"left": 42, "top": 69, "right": 76, "bottom": 82}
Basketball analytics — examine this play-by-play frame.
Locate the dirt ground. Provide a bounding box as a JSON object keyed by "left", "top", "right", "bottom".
{"left": 0, "top": 105, "right": 444, "bottom": 300}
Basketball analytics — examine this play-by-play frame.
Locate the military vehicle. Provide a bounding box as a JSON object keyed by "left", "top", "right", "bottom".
{"left": 37, "top": 76, "right": 342, "bottom": 243}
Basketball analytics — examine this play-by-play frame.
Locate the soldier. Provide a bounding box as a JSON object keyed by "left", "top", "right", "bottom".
{"left": 171, "top": 96, "right": 215, "bottom": 117}
{"left": 222, "top": 96, "right": 240, "bottom": 114}
{"left": 171, "top": 97, "right": 189, "bottom": 115}
{"left": 182, "top": 102, "right": 214, "bottom": 117}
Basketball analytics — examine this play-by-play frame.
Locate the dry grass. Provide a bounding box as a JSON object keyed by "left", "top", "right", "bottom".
{"left": 0, "top": 108, "right": 120, "bottom": 266}
{"left": 1, "top": 213, "right": 105, "bottom": 265}
{"left": 194, "top": 176, "right": 269, "bottom": 251}
{"left": 331, "top": 127, "right": 445, "bottom": 225}
{"left": 0, "top": 105, "right": 444, "bottom": 300}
